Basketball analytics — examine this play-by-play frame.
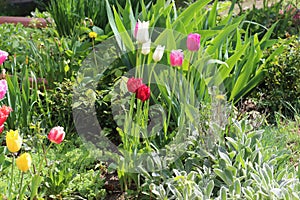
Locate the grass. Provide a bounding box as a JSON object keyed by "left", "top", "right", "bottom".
{"left": 261, "top": 113, "right": 300, "bottom": 162}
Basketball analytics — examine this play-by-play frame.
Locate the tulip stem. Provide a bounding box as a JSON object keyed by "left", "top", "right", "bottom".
{"left": 38, "top": 142, "right": 53, "bottom": 173}
{"left": 9, "top": 154, "right": 15, "bottom": 199}
{"left": 187, "top": 52, "right": 194, "bottom": 85}
{"left": 165, "top": 68, "right": 177, "bottom": 137}
{"left": 18, "top": 172, "right": 24, "bottom": 200}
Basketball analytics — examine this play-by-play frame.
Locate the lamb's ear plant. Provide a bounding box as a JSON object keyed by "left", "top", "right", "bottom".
{"left": 147, "top": 117, "right": 300, "bottom": 199}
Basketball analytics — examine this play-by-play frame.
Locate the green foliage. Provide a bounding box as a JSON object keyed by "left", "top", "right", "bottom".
{"left": 244, "top": 0, "right": 300, "bottom": 39}
{"left": 47, "top": 0, "right": 154, "bottom": 37}
{"left": 148, "top": 118, "right": 300, "bottom": 199}
{"left": 0, "top": 23, "right": 92, "bottom": 132}
{"left": 251, "top": 36, "right": 300, "bottom": 120}
{"left": 106, "top": 0, "right": 278, "bottom": 104}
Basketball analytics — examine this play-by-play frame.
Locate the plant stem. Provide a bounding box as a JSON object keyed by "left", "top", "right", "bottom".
{"left": 38, "top": 142, "right": 53, "bottom": 173}
{"left": 165, "top": 68, "right": 177, "bottom": 138}
{"left": 92, "top": 39, "right": 98, "bottom": 68}
{"left": 9, "top": 154, "right": 15, "bottom": 199}
{"left": 187, "top": 52, "right": 194, "bottom": 85}
{"left": 18, "top": 172, "right": 24, "bottom": 200}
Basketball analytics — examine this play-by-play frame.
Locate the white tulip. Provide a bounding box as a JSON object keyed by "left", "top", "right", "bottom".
{"left": 152, "top": 45, "right": 165, "bottom": 62}
{"left": 141, "top": 40, "right": 151, "bottom": 55}
{"left": 135, "top": 20, "right": 149, "bottom": 44}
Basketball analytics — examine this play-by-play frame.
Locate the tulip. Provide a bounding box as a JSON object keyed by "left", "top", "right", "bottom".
{"left": 187, "top": 33, "right": 201, "bottom": 51}
{"left": 136, "top": 84, "right": 150, "bottom": 102}
{"left": 127, "top": 77, "right": 143, "bottom": 93}
{"left": 16, "top": 153, "right": 32, "bottom": 172}
{"left": 0, "top": 105, "right": 12, "bottom": 126}
{"left": 170, "top": 50, "right": 184, "bottom": 67}
{"left": 134, "top": 20, "right": 149, "bottom": 44}
{"left": 153, "top": 45, "right": 165, "bottom": 62}
{"left": 0, "top": 79, "right": 8, "bottom": 99}
{"left": 48, "top": 126, "right": 65, "bottom": 144}
{"left": 0, "top": 50, "right": 8, "bottom": 65}
{"left": 141, "top": 40, "right": 151, "bottom": 55}
{"left": 6, "top": 130, "right": 22, "bottom": 153}
{"left": 89, "top": 31, "right": 97, "bottom": 39}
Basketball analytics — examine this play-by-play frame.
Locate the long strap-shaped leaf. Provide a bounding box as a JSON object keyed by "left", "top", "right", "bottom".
{"left": 172, "top": 0, "right": 211, "bottom": 29}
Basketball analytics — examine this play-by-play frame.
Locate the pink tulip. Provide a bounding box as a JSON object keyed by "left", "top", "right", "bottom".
{"left": 187, "top": 33, "right": 201, "bottom": 51}
{"left": 0, "top": 80, "right": 7, "bottom": 100}
{"left": 170, "top": 50, "right": 184, "bottom": 67}
{"left": 0, "top": 50, "right": 8, "bottom": 65}
{"left": 48, "top": 126, "right": 65, "bottom": 144}
{"left": 127, "top": 77, "right": 143, "bottom": 93}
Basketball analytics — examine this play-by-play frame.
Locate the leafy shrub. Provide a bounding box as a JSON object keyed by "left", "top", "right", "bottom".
{"left": 251, "top": 36, "right": 300, "bottom": 120}
{"left": 244, "top": 0, "right": 300, "bottom": 39}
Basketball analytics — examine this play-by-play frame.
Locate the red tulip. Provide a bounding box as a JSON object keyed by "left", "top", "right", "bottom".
{"left": 187, "top": 33, "right": 201, "bottom": 51}
{"left": 0, "top": 105, "right": 12, "bottom": 126}
{"left": 127, "top": 77, "right": 143, "bottom": 93}
{"left": 136, "top": 84, "right": 150, "bottom": 102}
{"left": 48, "top": 126, "right": 65, "bottom": 144}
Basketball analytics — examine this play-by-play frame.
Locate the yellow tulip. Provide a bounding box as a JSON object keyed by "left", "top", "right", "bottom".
{"left": 89, "top": 31, "right": 97, "bottom": 39}
{"left": 6, "top": 130, "right": 22, "bottom": 153}
{"left": 16, "top": 153, "right": 32, "bottom": 172}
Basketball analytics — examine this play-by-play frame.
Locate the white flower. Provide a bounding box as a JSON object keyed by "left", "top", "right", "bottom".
{"left": 141, "top": 40, "right": 151, "bottom": 55}
{"left": 135, "top": 20, "right": 149, "bottom": 44}
{"left": 152, "top": 45, "right": 165, "bottom": 62}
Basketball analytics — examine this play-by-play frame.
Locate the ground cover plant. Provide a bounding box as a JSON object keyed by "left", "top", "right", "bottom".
{"left": 0, "top": 0, "right": 300, "bottom": 199}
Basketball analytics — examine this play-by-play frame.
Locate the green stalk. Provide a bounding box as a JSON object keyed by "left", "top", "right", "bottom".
{"left": 8, "top": 154, "right": 15, "bottom": 199}
{"left": 165, "top": 68, "right": 177, "bottom": 139}
{"left": 18, "top": 172, "right": 24, "bottom": 200}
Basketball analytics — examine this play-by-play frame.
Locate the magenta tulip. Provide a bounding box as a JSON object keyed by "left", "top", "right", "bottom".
{"left": 0, "top": 50, "right": 8, "bottom": 65}
{"left": 170, "top": 50, "right": 184, "bottom": 67}
{"left": 187, "top": 33, "right": 201, "bottom": 51}
{"left": 0, "top": 80, "right": 7, "bottom": 100}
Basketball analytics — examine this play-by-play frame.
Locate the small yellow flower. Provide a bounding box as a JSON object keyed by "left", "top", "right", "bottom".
{"left": 6, "top": 130, "right": 22, "bottom": 153}
{"left": 16, "top": 153, "right": 32, "bottom": 172}
{"left": 89, "top": 31, "right": 97, "bottom": 39}
{"left": 215, "top": 94, "right": 225, "bottom": 100}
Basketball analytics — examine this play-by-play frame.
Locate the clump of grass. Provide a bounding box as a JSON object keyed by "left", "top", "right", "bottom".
{"left": 261, "top": 113, "right": 300, "bottom": 161}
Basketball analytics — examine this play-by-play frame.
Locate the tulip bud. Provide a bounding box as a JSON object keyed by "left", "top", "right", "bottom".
{"left": 134, "top": 20, "right": 149, "bottom": 44}
{"left": 136, "top": 84, "right": 151, "bottom": 102}
{"left": 48, "top": 126, "right": 65, "bottom": 144}
{"left": 0, "top": 50, "right": 8, "bottom": 65}
{"left": 16, "top": 153, "right": 32, "bottom": 172}
{"left": 153, "top": 45, "right": 165, "bottom": 62}
{"left": 0, "top": 80, "right": 8, "bottom": 100}
{"left": 127, "top": 77, "right": 143, "bottom": 93}
{"left": 187, "top": 33, "right": 201, "bottom": 51}
{"left": 141, "top": 40, "right": 151, "bottom": 55}
{"left": 6, "top": 130, "right": 22, "bottom": 153}
{"left": 170, "top": 50, "right": 184, "bottom": 67}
